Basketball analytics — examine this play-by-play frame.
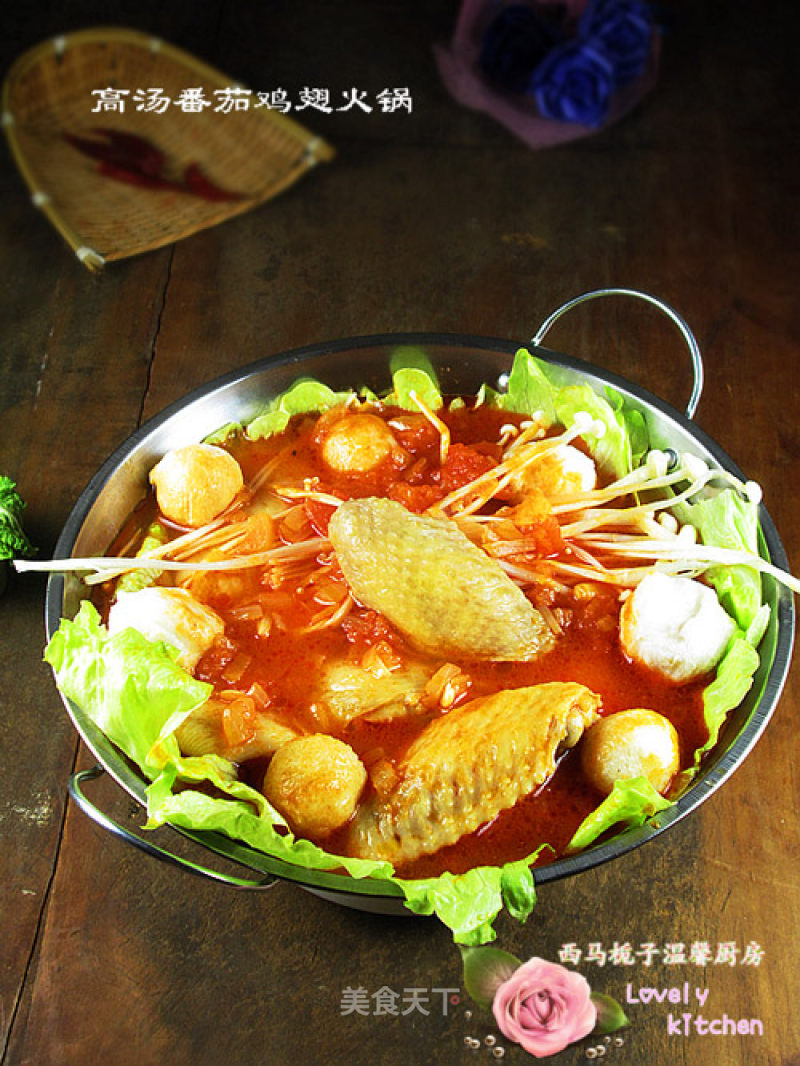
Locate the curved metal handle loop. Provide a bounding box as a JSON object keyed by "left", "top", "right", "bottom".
{"left": 69, "top": 765, "right": 279, "bottom": 890}
{"left": 530, "top": 288, "right": 704, "bottom": 420}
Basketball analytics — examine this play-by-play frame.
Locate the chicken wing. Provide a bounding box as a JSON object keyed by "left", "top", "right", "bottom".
{"left": 328, "top": 497, "right": 554, "bottom": 661}
{"left": 346, "top": 681, "right": 601, "bottom": 864}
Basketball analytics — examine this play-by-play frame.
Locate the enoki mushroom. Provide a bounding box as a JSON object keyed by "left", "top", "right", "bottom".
{"left": 16, "top": 413, "right": 799, "bottom": 598}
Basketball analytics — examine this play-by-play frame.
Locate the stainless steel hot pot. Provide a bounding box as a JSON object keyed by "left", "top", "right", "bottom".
{"left": 45, "top": 290, "right": 795, "bottom": 914}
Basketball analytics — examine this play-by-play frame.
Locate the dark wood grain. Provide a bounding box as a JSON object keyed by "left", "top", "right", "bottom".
{"left": 1, "top": 2, "right": 798, "bottom": 1064}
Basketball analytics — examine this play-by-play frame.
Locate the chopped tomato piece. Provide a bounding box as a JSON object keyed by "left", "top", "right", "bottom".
{"left": 386, "top": 413, "right": 441, "bottom": 457}
{"left": 436, "top": 443, "right": 497, "bottom": 495}
{"left": 342, "top": 609, "right": 403, "bottom": 650}
{"left": 304, "top": 497, "right": 337, "bottom": 536}
{"left": 520, "top": 515, "right": 564, "bottom": 556}
{"left": 386, "top": 481, "right": 441, "bottom": 512}
{"left": 194, "top": 635, "right": 239, "bottom": 682}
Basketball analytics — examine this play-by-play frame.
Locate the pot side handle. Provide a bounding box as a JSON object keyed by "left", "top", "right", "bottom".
{"left": 69, "top": 765, "right": 279, "bottom": 890}
{"left": 530, "top": 287, "right": 704, "bottom": 420}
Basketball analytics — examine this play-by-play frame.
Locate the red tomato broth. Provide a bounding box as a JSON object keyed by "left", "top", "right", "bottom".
{"left": 97, "top": 396, "right": 710, "bottom": 878}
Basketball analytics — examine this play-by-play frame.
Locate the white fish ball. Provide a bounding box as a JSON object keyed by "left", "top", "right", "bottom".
{"left": 320, "top": 414, "right": 404, "bottom": 474}
{"left": 518, "top": 443, "right": 597, "bottom": 499}
{"left": 107, "top": 586, "right": 224, "bottom": 671}
{"left": 619, "top": 573, "right": 735, "bottom": 683}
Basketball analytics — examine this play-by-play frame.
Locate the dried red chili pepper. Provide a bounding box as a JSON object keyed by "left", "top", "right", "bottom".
{"left": 96, "top": 160, "right": 180, "bottom": 190}
{"left": 183, "top": 162, "right": 246, "bottom": 202}
{"left": 63, "top": 127, "right": 247, "bottom": 202}
{"left": 90, "top": 127, "right": 166, "bottom": 177}
{"left": 64, "top": 128, "right": 178, "bottom": 192}
{"left": 63, "top": 131, "right": 120, "bottom": 164}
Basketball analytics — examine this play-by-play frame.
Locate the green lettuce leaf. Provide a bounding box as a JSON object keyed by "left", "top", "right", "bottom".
{"left": 116, "top": 522, "right": 167, "bottom": 595}
{"left": 397, "top": 846, "right": 543, "bottom": 945}
{"left": 497, "top": 347, "right": 558, "bottom": 424}
{"left": 203, "top": 422, "right": 242, "bottom": 445}
{"left": 385, "top": 367, "right": 443, "bottom": 411}
{"left": 605, "top": 386, "right": 649, "bottom": 470}
{"left": 554, "top": 385, "right": 633, "bottom": 480}
{"left": 495, "top": 348, "right": 641, "bottom": 478}
{"left": 565, "top": 777, "right": 674, "bottom": 854}
{"left": 688, "top": 489, "right": 763, "bottom": 630}
{"left": 500, "top": 853, "right": 541, "bottom": 922}
{"left": 389, "top": 345, "right": 438, "bottom": 382}
{"left": 384, "top": 347, "right": 443, "bottom": 410}
{"left": 44, "top": 600, "right": 211, "bottom": 776}
{"left": 246, "top": 379, "right": 352, "bottom": 440}
{"left": 694, "top": 634, "right": 760, "bottom": 764}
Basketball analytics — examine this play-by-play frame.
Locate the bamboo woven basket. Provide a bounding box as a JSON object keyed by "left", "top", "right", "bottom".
{"left": 2, "top": 26, "right": 335, "bottom": 271}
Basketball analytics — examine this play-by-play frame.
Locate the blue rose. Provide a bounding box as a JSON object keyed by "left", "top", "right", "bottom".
{"left": 529, "top": 37, "right": 616, "bottom": 126}
{"left": 478, "top": 4, "right": 564, "bottom": 95}
{"left": 580, "top": 0, "right": 653, "bottom": 86}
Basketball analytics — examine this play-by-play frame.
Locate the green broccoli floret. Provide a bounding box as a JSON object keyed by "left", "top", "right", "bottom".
{"left": 0, "top": 476, "right": 36, "bottom": 561}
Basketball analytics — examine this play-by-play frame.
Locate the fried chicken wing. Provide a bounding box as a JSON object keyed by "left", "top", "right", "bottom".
{"left": 346, "top": 681, "right": 601, "bottom": 864}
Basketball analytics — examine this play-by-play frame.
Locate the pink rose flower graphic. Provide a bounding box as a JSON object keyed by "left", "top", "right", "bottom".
{"left": 492, "top": 957, "right": 597, "bottom": 1058}
{"left": 461, "top": 944, "right": 628, "bottom": 1058}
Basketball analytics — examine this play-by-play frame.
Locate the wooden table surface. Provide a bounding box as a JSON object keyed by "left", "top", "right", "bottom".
{"left": 2, "top": 3, "right": 798, "bottom": 1065}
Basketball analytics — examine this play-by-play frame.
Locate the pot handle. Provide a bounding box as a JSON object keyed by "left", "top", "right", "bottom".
{"left": 529, "top": 287, "right": 704, "bottom": 420}
{"left": 69, "top": 765, "right": 279, "bottom": 890}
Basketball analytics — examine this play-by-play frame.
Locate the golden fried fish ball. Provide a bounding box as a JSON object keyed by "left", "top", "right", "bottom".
{"left": 107, "top": 586, "right": 225, "bottom": 671}
{"left": 319, "top": 413, "right": 406, "bottom": 474}
{"left": 149, "top": 443, "right": 244, "bottom": 527}
{"left": 263, "top": 734, "right": 367, "bottom": 838}
{"left": 581, "top": 709, "right": 680, "bottom": 796}
{"left": 619, "top": 572, "right": 736, "bottom": 683}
